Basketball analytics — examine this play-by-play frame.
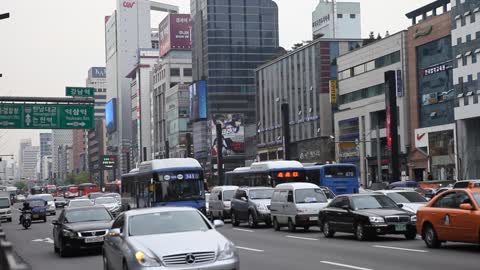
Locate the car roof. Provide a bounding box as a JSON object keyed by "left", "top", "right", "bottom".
{"left": 70, "top": 198, "right": 91, "bottom": 201}
{"left": 212, "top": 185, "right": 239, "bottom": 191}
{"left": 338, "top": 193, "right": 385, "bottom": 198}
{"left": 124, "top": 206, "right": 198, "bottom": 217}
{"left": 240, "top": 186, "right": 273, "bottom": 190}
{"left": 274, "top": 182, "right": 320, "bottom": 189}
{"left": 64, "top": 205, "right": 107, "bottom": 212}
{"left": 375, "top": 190, "right": 417, "bottom": 194}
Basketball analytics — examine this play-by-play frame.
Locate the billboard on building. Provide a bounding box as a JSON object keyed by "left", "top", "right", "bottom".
{"left": 89, "top": 67, "right": 106, "bottom": 78}
{"left": 159, "top": 14, "right": 192, "bottom": 57}
{"left": 189, "top": 80, "right": 207, "bottom": 121}
{"left": 210, "top": 113, "right": 245, "bottom": 157}
{"left": 105, "top": 98, "right": 116, "bottom": 134}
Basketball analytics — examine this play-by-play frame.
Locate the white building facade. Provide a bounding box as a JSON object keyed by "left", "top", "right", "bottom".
{"left": 22, "top": 146, "right": 39, "bottom": 182}
{"left": 312, "top": 0, "right": 361, "bottom": 39}
{"left": 335, "top": 31, "right": 409, "bottom": 186}
{"left": 52, "top": 130, "right": 73, "bottom": 180}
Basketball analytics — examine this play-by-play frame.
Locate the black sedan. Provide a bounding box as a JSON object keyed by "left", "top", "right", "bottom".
{"left": 52, "top": 206, "right": 113, "bottom": 257}
{"left": 54, "top": 197, "right": 67, "bottom": 208}
{"left": 319, "top": 194, "right": 416, "bottom": 241}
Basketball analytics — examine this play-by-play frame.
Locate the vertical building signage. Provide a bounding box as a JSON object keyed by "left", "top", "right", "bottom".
{"left": 329, "top": 80, "right": 337, "bottom": 103}
{"left": 396, "top": 70, "right": 403, "bottom": 97}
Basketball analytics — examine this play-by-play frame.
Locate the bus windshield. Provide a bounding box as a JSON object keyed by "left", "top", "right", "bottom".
{"left": 155, "top": 179, "right": 203, "bottom": 202}
{"left": 324, "top": 166, "right": 356, "bottom": 178}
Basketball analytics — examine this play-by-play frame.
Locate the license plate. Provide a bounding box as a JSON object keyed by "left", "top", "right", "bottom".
{"left": 85, "top": 236, "right": 104, "bottom": 243}
{"left": 32, "top": 214, "right": 38, "bottom": 219}
{"left": 395, "top": 224, "right": 407, "bottom": 232}
{"left": 309, "top": 216, "right": 319, "bottom": 221}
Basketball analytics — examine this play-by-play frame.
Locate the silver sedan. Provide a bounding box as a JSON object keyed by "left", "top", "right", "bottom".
{"left": 102, "top": 207, "right": 240, "bottom": 270}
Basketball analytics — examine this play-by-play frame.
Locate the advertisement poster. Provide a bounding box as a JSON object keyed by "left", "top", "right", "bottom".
{"left": 210, "top": 113, "right": 245, "bottom": 157}
{"left": 159, "top": 14, "right": 192, "bottom": 57}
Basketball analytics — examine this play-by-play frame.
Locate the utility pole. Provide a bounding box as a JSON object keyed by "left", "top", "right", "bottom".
{"left": 281, "top": 103, "right": 291, "bottom": 160}
{"left": 216, "top": 123, "right": 224, "bottom": 185}
{"left": 376, "top": 125, "right": 382, "bottom": 183}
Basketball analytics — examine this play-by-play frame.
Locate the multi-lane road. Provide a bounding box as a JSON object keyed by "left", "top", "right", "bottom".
{"left": 2, "top": 207, "right": 479, "bottom": 270}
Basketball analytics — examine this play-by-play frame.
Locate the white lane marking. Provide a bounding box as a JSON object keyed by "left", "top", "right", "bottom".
{"left": 232, "top": 228, "right": 255, "bottom": 233}
{"left": 372, "top": 245, "right": 428, "bottom": 253}
{"left": 285, "top": 235, "right": 318, "bottom": 241}
{"left": 236, "top": 246, "right": 264, "bottom": 253}
{"left": 32, "top": 238, "right": 54, "bottom": 244}
{"left": 320, "top": 261, "right": 373, "bottom": 270}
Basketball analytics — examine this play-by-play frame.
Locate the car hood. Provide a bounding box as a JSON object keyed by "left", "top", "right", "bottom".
{"left": 355, "top": 208, "right": 412, "bottom": 217}
{"left": 401, "top": 203, "right": 426, "bottom": 213}
{"left": 251, "top": 199, "right": 271, "bottom": 207}
{"left": 296, "top": 202, "right": 329, "bottom": 214}
{"left": 64, "top": 220, "right": 113, "bottom": 232}
{"left": 98, "top": 203, "right": 119, "bottom": 209}
{"left": 129, "top": 230, "right": 229, "bottom": 258}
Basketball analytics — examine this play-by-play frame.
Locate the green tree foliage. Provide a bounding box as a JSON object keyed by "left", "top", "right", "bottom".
{"left": 14, "top": 181, "right": 27, "bottom": 191}
{"left": 65, "top": 171, "right": 90, "bottom": 185}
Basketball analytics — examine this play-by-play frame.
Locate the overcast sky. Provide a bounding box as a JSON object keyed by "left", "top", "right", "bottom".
{"left": 0, "top": 0, "right": 432, "bottom": 159}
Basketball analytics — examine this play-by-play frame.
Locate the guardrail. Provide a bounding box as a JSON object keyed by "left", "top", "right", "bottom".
{"left": 0, "top": 225, "right": 30, "bottom": 270}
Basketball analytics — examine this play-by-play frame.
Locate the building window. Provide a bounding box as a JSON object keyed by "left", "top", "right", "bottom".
{"left": 476, "top": 31, "right": 480, "bottom": 40}
{"left": 170, "top": 68, "right": 180, "bottom": 76}
{"left": 473, "top": 52, "right": 477, "bottom": 64}
{"left": 466, "top": 34, "right": 472, "bottom": 42}
{"left": 183, "top": 68, "right": 192, "bottom": 77}
{"left": 350, "top": 14, "right": 356, "bottom": 19}
{"left": 337, "top": 14, "right": 343, "bottom": 19}
{"left": 462, "top": 56, "right": 467, "bottom": 66}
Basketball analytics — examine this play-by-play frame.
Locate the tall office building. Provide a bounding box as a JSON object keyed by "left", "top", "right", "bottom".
{"left": 191, "top": 0, "right": 280, "bottom": 171}
{"left": 105, "top": 0, "right": 178, "bottom": 174}
{"left": 312, "top": 0, "right": 361, "bottom": 39}
{"left": 18, "top": 138, "right": 32, "bottom": 179}
{"left": 22, "top": 146, "right": 39, "bottom": 181}
{"left": 452, "top": 0, "right": 480, "bottom": 179}
{"left": 52, "top": 130, "right": 73, "bottom": 181}
{"left": 72, "top": 129, "right": 87, "bottom": 173}
{"left": 87, "top": 67, "right": 108, "bottom": 118}
{"left": 39, "top": 133, "right": 52, "bottom": 182}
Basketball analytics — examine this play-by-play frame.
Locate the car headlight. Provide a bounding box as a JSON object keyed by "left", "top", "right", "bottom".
{"left": 135, "top": 251, "right": 161, "bottom": 267}
{"left": 217, "top": 242, "right": 236, "bottom": 261}
{"left": 410, "top": 215, "right": 417, "bottom": 223}
{"left": 369, "top": 217, "right": 385, "bottom": 223}
{"left": 62, "top": 229, "right": 76, "bottom": 238}
{"left": 6, "top": 210, "right": 11, "bottom": 214}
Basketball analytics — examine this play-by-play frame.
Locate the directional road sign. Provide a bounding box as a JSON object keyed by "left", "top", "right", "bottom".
{"left": 66, "top": 87, "right": 95, "bottom": 97}
{"left": 0, "top": 103, "right": 94, "bottom": 129}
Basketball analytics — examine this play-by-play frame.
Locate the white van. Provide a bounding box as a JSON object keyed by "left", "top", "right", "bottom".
{"left": 208, "top": 186, "right": 238, "bottom": 220}
{"left": 270, "top": 183, "right": 328, "bottom": 232}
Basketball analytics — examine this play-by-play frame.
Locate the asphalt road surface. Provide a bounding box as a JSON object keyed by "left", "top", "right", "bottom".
{"left": 2, "top": 208, "right": 479, "bottom": 270}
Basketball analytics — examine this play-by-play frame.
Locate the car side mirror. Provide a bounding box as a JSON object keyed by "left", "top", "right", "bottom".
{"left": 397, "top": 203, "right": 404, "bottom": 208}
{"left": 460, "top": 203, "right": 474, "bottom": 210}
{"left": 241, "top": 196, "right": 248, "bottom": 201}
{"left": 213, "top": 220, "right": 224, "bottom": 228}
{"left": 341, "top": 205, "right": 350, "bottom": 211}
{"left": 109, "top": 228, "right": 122, "bottom": 237}
{"left": 52, "top": 220, "right": 60, "bottom": 226}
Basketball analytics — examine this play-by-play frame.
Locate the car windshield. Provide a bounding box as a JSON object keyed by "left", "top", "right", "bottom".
{"left": 89, "top": 193, "right": 104, "bottom": 199}
{"left": 473, "top": 192, "right": 480, "bottom": 206}
{"left": 64, "top": 208, "right": 112, "bottom": 223}
{"left": 39, "top": 195, "right": 54, "bottom": 202}
{"left": 0, "top": 198, "right": 10, "bottom": 208}
{"left": 70, "top": 200, "right": 93, "bottom": 207}
{"left": 386, "top": 192, "right": 427, "bottom": 203}
{"left": 249, "top": 189, "right": 273, "bottom": 200}
{"left": 351, "top": 195, "right": 399, "bottom": 210}
{"left": 95, "top": 197, "right": 117, "bottom": 204}
{"left": 223, "top": 190, "right": 236, "bottom": 201}
{"left": 295, "top": 189, "right": 328, "bottom": 203}
{"left": 129, "top": 211, "right": 210, "bottom": 236}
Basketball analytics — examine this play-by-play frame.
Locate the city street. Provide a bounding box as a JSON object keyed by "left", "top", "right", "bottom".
{"left": 2, "top": 207, "right": 479, "bottom": 270}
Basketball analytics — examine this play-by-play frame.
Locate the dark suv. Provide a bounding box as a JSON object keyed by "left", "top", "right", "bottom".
{"left": 231, "top": 187, "right": 274, "bottom": 228}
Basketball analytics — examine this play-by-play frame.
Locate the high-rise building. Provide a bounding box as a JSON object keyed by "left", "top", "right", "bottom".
{"left": 152, "top": 13, "right": 193, "bottom": 159}
{"left": 191, "top": 0, "right": 280, "bottom": 171}
{"left": 22, "top": 145, "right": 39, "bottom": 181}
{"left": 72, "top": 129, "right": 87, "bottom": 173}
{"left": 41, "top": 155, "right": 52, "bottom": 181}
{"left": 405, "top": 0, "right": 454, "bottom": 181}
{"left": 312, "top": 0, "right": 361, "bottom": 39}
{"left": 452, "top": 0, "right": 480, "bottom": 179}
{"left": 127, "top": 48, "right": 159, "bottom": 164}
{"left": 39, "top": 133, "right": 52, "bottom": 182}
{"left": 88, "top": 119, "right": 107, "bottom": 184}
{"left": 105, "top": 0, "right": 178, "bottom": 175}
{"left": 87, "top": 67, "right": 107, "bottom": 118}
{"left": 52, "top": 130, "right": 73, "bottom": 181}
{"left": 18, "top": 138, "right": 32, "bottom": 179}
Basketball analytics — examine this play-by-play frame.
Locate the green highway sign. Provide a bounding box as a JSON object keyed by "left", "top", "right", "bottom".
{"left": 0, "top": 104, "right": 94, "bottom": 129}
{"left": 66, "top": 87, "right": 95, "bottom": 97}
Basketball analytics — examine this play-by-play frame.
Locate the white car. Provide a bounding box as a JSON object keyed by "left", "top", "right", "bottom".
{"left": 374, "top": 190, "right": 428, "bottom": 213}
{"left": 66, "top": 198, "right": 94, "bottom": 208}
{"left": 94, "top": 197, "right": 121, "bottom": 216}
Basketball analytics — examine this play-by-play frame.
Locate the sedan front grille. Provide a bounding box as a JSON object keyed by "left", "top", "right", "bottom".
{"left": 385, "top": 216, "right": 410, "bottom": 224}
{"left": 79, "top": 230, "right": 107, "bottom": 237}
{"left": 162, "top": 251, "right": 216, "bottom": 266}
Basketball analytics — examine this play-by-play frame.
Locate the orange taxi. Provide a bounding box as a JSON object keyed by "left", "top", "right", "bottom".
{"left": 417, "top": 183, "right": 480, "bottom": 248}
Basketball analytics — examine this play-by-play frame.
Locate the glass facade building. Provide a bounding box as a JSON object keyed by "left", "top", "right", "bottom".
{"left": 191, "top": 0, "right": 280, "bottom": 169}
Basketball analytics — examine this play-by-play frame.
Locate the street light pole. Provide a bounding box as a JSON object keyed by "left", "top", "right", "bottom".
{"left": 376, "top": 125, "right": 382, "bottom": 183}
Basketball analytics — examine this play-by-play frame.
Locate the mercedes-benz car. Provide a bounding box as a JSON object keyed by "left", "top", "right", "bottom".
{"left": 103, "top": 207, "right": 239, "bottom": 270}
